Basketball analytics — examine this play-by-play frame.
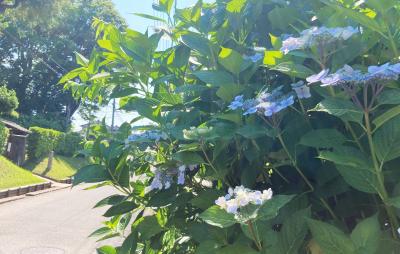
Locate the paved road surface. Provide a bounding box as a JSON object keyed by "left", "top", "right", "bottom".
{"left": 0, "top": 185, "right": 121, "bottom": 254}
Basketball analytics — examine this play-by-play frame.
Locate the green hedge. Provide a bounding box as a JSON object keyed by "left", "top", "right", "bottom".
{"left": 28, "top": 127, "right": 63, "bottom": 160}
{"left": 28, "top": 127, "right": 83, "bottom": 160}
{"left": 0, "top": 123, "right": 9, "bottom": 154}
{"left": 56, "top": 132, "right": 83, "bottom": 157}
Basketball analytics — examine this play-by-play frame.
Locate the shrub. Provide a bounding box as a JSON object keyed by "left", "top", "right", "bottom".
{"left": 56, "top": 132, "right": 83, "bottom": 157}
{"left": 61, "top": 1, "right": 400, "bottom": 253}
{"left": 0, "top": 85, "right": 18, "bottom": 115}
{"left": 18, "top": 114, "right": 68, "bottom": 132}
{"left": 28, "top": 127, "right": 63, "bottom": 160}
{"left": 0, "top": 123, "right": 9, "bottom": 154}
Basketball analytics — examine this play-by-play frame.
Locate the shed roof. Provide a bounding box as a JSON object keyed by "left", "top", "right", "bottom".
{"left": 0, "top": 119, "right": 31, "bottom": 134}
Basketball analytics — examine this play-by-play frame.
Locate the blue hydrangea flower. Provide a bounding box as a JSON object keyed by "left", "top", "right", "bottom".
{"left": 306, "top": 69, "right": 329, "bottom": 84}
{"left": 291, "top": 81, "right": 311, "bottom": 99}
{"left": 281, "top": 26, "right": 358, "bottom": 54}
{"left": 228, "top": 95, "right": 244, "bottom": 110}
{"left": 244, "top": 53, "right": 264, "bottom": 63}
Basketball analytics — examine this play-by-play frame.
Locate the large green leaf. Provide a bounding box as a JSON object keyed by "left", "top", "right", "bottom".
{"left": 373, "top": 115, "right": 400, "bottom": 162}
{"left": 103, "top": 201, "right": 137, "bottom": 217}
{"left": 318, "top": 146, "right": 370, "bottom": 169}
{"left": 310, "top": 98, "right": 363, "bottom": 124}
{"left": 299, "top": 129, "right": 347, "bottom": 148}
{"left": 73, "top": 164, "right": 110, "bottom": 186}
{"left": 97, "top": 246, "right": 117, "bottom": 254}
{"left": 350, "top": 215, "right": 381, "bottom": 254}
{"left": 226, "top": 0, "right": 246, "bottom": 13}
{"left": 216, "top": 85, "right": 244, "bottom": 102}
{"left": 307, "top": 219, "right": 356, "bottom": 254}
{"left": 119, "top": 231, "right": 138, "bottom": 254}
{"left": 199, "top": 206, "right": 237, "bottom": 228}
{"left": 270, "top": 62, "right": 314, "bottom": 79}
{"left": 182, "top": 32, "right": 213, "bottom": 56}
{"left": 193, "top": 70, "right": 234, "bottom": 86}
{"left": 372, "top": 105, "right": 400, "bottom": 132}
{"left": 257, "top": 195, "right": 295, "bottom": 221}
{"left": 216, "top": 244, "right": 259, "bottom": 254}
{"left": 335, "top": 165, "right": 379, "bottom": 194}
{"left": 377, "top": 89, "right": 400, "bottom": 105}
{"left": 136, "top": 216, "right": 163, "bottom": 240}
{"left": 218, "top": 47, "right": 244, "bottom": 75}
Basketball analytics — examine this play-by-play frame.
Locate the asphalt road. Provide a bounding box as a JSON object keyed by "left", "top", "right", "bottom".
{"left": 0, "top": 185, "right": 121, "bottom": 254}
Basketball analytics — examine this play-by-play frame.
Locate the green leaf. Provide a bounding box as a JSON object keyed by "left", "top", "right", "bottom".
{"left": 103, "top": 201, "right": 137, "bottom": 217}
{"left": 271, "top": 62, "right": 314, "bottom": 79}
{"left": 310, "top": 97, "right": 363, "bottom": 124}
{"left": 195, "top": 240, "right": 220, "bottom": 254}
{"left": 373, "top": 115, "right": 400, "bottom": 162}
{"left": 110, "top": 87, "right": 138, "bottom": 99}
{"left": 73, "top": 164, "right": 110, "bottom": 186}
{"left": 199, "top": 206, "right": 237, "bottom": 228}
{"left": 387, "top": 196, "right": 400, "bottom": 208}
{"left": 94, "top": 195, "right": 126, "bottom": 208}
{"left": 182, "top": 32, "right": 213, "bottom": 56}
{"left": 218, "top": 47, "right": 244, "bottom": 74}
{"left": 132, "top": 13, "right": 167, "bottom": 23}
{"left": 159, "top": 0, "right": 174, "bottom": 14}
{"left": 307, "top": 219, "right": 356, "bottom": 254}
{"left": 119, "top": 231, "right": 138, "bottom": 254}
{"left": 377, "top": 89, "right": 400, "bottom": 105}
{"left": 89, "top": 227, "right": 112, "bottom": 238}
{"left": 75, "top": 52, "right": 89, "bottom": 66}
{"left": 216, "top": 85, "right": 244, "bottom": 102}
{"left": 193, "top": 70, "right": 234, "bottom": 86}
{"left": 272, "top": 208, "right": 311, "bottom": 254}
{"left": 335, "top": 165, "right": 379, "bottom": 194}
{"left": 373, "top": 105, "right": 400, "bottom": 132}
{"left": 216, "top": 244, "right": 259, "bottom": 254}
{"left": 350, "top": 214, "right": 381, "bottom": 254}
{"left": 97, "top": 246, "right": 117, "bottom": 254}
{"left": 263, "top": 50, "right": 283, "bottom": 66}
{"left": 226, "top": 0, "right": 246, "bottom": 13}
{"left": 136, "top": 216, "right": 163, "bottom": 240}
{"left": 258, "top": 195, "right": 295, "bottom": 221}
{"left": 173, "top": 151, "right": 205, "bottom": 164}
{"left": 236, "top": 125, "right": 269, "bottom": 139}
{"left": 299, "top": 129, "right": 347, "bottom": 148}
{"left": 318, "top": 146, "right": 370, "bottom": 169}
{"left": 191, "top": 189, "right": 224, "bottom": 210}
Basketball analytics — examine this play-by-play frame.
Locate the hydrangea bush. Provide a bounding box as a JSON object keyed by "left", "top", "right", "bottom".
{"left": 61, "top": 0, "right": 400, "bottom": 253}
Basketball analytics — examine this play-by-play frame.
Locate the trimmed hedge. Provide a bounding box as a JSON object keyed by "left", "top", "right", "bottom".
{"left": 0, "top": 123, "right": 9, "bottom": 154}
{"left": 28, "top": 127, "right": 83, "bottom": 160}
{"left": 28, "top": 127, "right": 63, "bottom": 160}
{"left": 56, "top": 132, "right": 83, "bottom": 157}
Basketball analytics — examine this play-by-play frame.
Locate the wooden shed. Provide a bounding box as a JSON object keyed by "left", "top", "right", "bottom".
{"left": 1, "top": 119, "right": 31, "bottom": 166}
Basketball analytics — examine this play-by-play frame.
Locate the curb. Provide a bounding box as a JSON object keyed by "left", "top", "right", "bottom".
{"left": 0, "top": 182, "right": 52, "bottom": 199}
{"left": 0, "top": 185, "right": 71, "bottom": 205}
{"left": 32, "top": 173, "right": 72, "bottom": 184}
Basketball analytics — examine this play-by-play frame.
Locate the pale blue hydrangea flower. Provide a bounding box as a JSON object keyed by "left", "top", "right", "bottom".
{"left": 228, "top": 95, "right": 244, "bottom": 110}
{"left": 291, "top": 81, "right": 311, "bottom": 99}
{"left": 306, "top": 69, "right": 329, "bottom": 84}
{"left": 244, "top": 53, "right": 264, "bottom": 63}
{"left": 229, "top": 87, "right": 294, "bottom": 117}
{"left": 281, "top": 26, "right": 359, "bottom": 54}
{"left": 215, "top": 186, "right": 273, "bottom": 215}
{"left": 177, "top": 165, "right": 186, "bottom": 185}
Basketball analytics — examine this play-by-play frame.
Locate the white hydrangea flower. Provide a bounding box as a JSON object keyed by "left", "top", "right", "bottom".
{"left": 215, "top": 186, "right": 273, "bottom": 214}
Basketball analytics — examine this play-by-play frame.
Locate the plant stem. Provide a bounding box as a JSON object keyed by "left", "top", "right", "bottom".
{"left": 277, "top": 133, "right": 314, "bottom": 192}
{"left": 345, "top": 121, "right": 365, "bottom": 153}
{"left": 364, "top": 111, "right": 399, "bottom": 239}
{"left": 247, "top": 220, "right": 262, "bottom": 251}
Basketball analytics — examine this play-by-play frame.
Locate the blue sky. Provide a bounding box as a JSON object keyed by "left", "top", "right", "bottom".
{"left": 112, "top": 0, "right": 211, "bottom": 31}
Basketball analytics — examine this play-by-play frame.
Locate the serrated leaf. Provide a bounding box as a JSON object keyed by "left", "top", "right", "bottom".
{"left": 351, "top": 214, "right": 381, "bottom": 254}
{"left": 258, "top": 195, "right": 295, "bottom": 221}
{"left": 373, "top": 115, "right": 400, "bottom": 162}
{"left": 300, "top": 129, "right": 346, "bottom": 148}
{"left": 103, "top": 201, "right": 137, "bottom": 217}
{"left": 199, "top": 206, "right": 237, "bottom": 228}
{"left": 310, "top": 98, "right": 363, "bottom": 124}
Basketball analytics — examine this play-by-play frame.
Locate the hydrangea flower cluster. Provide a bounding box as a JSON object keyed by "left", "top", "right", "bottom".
{"left": 244, "top": 53, "right": 263, "bottom": 63}
{"left": 127, "top": 130, "right": 168, "bottom": 142}
{"left": 306, "top": 62, "right": 400, "bottom": 87}
{"left": 146, "top": 164, "right": 197, "bottom": 192}
{"left": 281, "top": 26, "right": 359, "bottom": 54}
{"left": 228, "top": 87, "right": 294, "bottom": 117}
{"left": 215, "top": 186, "right": 273, "bottom": 214}
{"left": 291, "top": 81, "right": 311, "bottom": 99}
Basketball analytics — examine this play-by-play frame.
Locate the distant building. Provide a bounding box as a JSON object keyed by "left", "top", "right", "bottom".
{"left": 1, "top": 119, "right": 31, "bottom": 165}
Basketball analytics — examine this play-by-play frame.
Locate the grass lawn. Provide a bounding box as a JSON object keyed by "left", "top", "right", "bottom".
{"left": 26, "top": 155, "right": 87, "bottom": 181}
{"left": 0, "top": 156, "right": 45, "bottom": 190}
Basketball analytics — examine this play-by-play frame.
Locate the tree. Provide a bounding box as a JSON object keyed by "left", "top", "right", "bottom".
{"left": 0, "top": 85, "right": 18, "bottom": 115}
{"left": 0, "top": 0, "right": 26, "bottom": 13}
{"left": 0, "top": 0, "right": 125, "bottom": 129}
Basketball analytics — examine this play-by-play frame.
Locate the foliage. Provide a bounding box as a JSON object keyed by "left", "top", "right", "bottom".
{"left": 26, "top": 155, "right": 87, "bottom": 181}
{"left": 27, "top": 127, "right": 63, "bottom": 160}
{"left": 0, "top": 123, "right": 9, "bottom": 154}
{"left": 56, "top": 132, "right": 83, "bottom": 157}
{"left": 0, "top": 0, "right": 125, "bottom": 124}
{"left": 0, "top": 155, "right": 44, "bottom": 190}
{"left": 0, "top": 85, "right": 18, "bottom": 115}
{"left": 62, "top": 0, "right": 400, "bottom": 253}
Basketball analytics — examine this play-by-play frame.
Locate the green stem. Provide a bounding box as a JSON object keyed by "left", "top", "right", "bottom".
{"left": 320, "top": 198, "right": 339, "bottom": 222}
{"left": 388, "top": 29, "right": 399, "bottom": 58}
{"left": 247, "top": 220, "right": 262, "bottom": 251}
{"left": 277, "top": 133, "right": 314, "bottom": 192}
{"left": 345, "top": 121, "right": 365, "bottom": 153}
{"left": 364, "top": 111, "right": 399, "bottom": 239}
